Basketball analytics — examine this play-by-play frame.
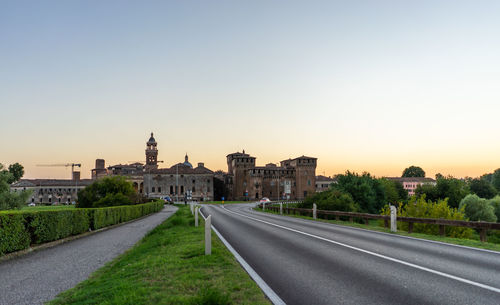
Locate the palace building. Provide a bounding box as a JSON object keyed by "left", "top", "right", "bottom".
{"left": 225, "top": 151, "right": 317, "bottom": 201}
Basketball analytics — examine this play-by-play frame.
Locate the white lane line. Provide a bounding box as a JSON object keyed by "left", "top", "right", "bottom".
{"left": 222, "top": 205, "right": 500, "bottom": 294}
{"left": 248, "top": 206, "right": 500, "bottom": 256}
{"left": 199, "top": 206, "right": 286, "bottom": 305}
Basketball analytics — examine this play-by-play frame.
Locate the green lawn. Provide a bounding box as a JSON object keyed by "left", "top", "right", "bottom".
{"left": 256, "top": 207, "right": 500, "bottom": 252}
{"left": 48, "top": 206, "right": 271, "bottom": 305}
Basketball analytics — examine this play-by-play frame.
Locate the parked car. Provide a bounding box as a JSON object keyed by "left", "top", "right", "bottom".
{"left": 28, "top": 203, "right": 36, "bottom": 207}
{"left": 163, "top": 196, "right": 173, "bottom": 203}
{"left": 259, "top": 197, "right": 271, "bottom": 204}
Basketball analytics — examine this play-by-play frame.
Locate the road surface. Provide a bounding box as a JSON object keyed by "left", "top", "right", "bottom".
{"left": 0, "top": 205, "right": 177, "bottom": 305}
{"left": 201, "top": 203, "right": 500, "bottom": 305}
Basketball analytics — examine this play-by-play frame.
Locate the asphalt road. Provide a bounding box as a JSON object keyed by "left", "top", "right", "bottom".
{"left": 201, "top": 203, "right": 500, "bottom": 305}
{"left": 0, "top": 205, "right": 177, "bottom": 305}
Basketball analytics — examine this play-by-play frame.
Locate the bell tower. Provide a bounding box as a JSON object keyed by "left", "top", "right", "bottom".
{"left": 145, "top": 132, "right": 158, "bottom": 170}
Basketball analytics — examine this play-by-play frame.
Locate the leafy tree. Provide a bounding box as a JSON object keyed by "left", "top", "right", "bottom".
{"left": 379, "top": 178, "right": 406, "bottom": 204}
{"left": 301, "top": 189, "right": 359, "bottom": 212}
{"left": 492, "top": 169, "right": 500, "bottom": 192}
{"left": 416, "top": 175, "right": 469, "bottom": 209}
{"left": 0, "top": 163, "right": 31, "bottom": 210}
{"left": 468, "top": 178, "right": 497, "bottom": 199}
{"left": 415, "top": 183, "right": 439, "bottom": 202}
{"left": 402, "top": 166, "right": 425, "bottom": 178}
{"left": 488, "top": 196, "right": 500, "bottom": 222}
{"left": 7, "top": 163, "right": 24, "bottom": 184}
{"left": 459, "top": 194, "right": 497, "bottom": 222}
{"left": 77, "top": 176, "right": 137, "bottom": 208}
{"left": 331, "top": 171, "right": 386, "bottom": 213}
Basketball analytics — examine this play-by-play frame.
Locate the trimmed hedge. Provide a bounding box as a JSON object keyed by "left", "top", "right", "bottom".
{"left": 0, "top": 201, "right": 163, "bottom": 256}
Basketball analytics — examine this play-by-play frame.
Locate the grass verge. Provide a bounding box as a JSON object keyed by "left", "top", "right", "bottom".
{"left": 255, "top": 207, "right": 500, "bottom": 252}
{"left": 48, "top": 206, "right": 271, "bottom": 305}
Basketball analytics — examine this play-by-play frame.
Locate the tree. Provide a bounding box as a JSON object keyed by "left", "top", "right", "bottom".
{"left": 415, "top": 175, "right": 469, "bottom": 208}
{"left": 468, "top": 178, "right": 497, "bottom": 199}
{"left": 402, "top": 166, "right": 425, "bottom": 178}
{"left": 492, "top": 169, "right": 500, "bottom": 192}
{"left": 76, "top": 176, "right": 137, "bottom": 208}
{"left": 7, "top": 163, "right": 24, "bottom": 184}
{"left": 459, "top": 194, "right": 497, "bottom": 222}
{"left": 331, "top": 171, "right": 386, "bottom": 214}
{"left": 0, "top": 163, "right": 31, "bottom": 210}
{"left": 301, "top": 189, "right": 359, "bottom": 212}
{"left": 488, "top": 196, "right": 500, "bottom": 222}
{"left": 379, "top": 178, "right": 407, "bottom": 204}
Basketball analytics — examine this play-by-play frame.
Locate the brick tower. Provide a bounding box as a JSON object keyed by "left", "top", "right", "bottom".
{"left": 145, "top": 132, "right": 158, "bottom": 170}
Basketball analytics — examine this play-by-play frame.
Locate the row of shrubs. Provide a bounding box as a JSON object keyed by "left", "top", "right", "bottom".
{"left": 0, "top": 201, "right": 164, "bottom": 256}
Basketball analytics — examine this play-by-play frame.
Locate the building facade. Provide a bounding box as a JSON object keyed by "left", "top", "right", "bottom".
{"left": 225, "top": 151, "right": 317, "bottom": 201}
{"left": 10, "top": 178, "right": 92, "bottom": 204}
{"left": 315, "top": 175, "right": 336, "bottom": 192}
{"left": 386, "top": 177, "right": 436, "bottom": 196}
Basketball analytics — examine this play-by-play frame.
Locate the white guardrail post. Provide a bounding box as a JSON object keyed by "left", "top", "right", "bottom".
{"left": 280, "top": 202, "right": 283, "bottom": 215}
{"left": 205, "top": 215, "right": 212, "bottom": 255}
{"left": 313, "top": 203, "right": 317, "bottom": 219}
{"left": 263, "top": 202, "right": 266, "bottom": 211}
{"left": 390, "top": 205, "right": 397, "bottom": 232}
{"left": 190, "top": 203, "right": 194, "bottom": 215}
{"left": 195, "top": 206, "right": 199, "bottom": 227}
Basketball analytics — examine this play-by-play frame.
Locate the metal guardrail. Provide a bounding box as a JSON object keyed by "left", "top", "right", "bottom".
{"left": 259, "top": 202, "right": 500, "bottom": 242}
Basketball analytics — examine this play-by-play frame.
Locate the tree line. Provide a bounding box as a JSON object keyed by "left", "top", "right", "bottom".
{"left": 301, "top": 166, "right": 500, "bottom": 224}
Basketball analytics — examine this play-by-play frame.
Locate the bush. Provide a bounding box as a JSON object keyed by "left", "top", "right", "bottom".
{"left": 0, "top": 201, "right": 164, "bottom": 256}
{"left": 459, "top": 194, "right": 497, "bottom": 222}
{"left": 300, "top": 190, "right": 359, "bottom": 212}
{"left": 381, "top": 196, "right": 473, "bottom": 238}
{"left": 0, "top": 212, "right": 31, "bottom": 255}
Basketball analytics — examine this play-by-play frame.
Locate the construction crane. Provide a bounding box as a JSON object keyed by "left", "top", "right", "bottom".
{"left": 36, "top": 163, "right": 82, "bottom": 179}
{"left": 127, "top": 160, "right": 164, "bottom": 164}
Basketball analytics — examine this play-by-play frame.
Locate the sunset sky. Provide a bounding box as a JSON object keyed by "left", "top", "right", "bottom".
{"left": 1, "top": 1, "right": 500, "bottom": 179}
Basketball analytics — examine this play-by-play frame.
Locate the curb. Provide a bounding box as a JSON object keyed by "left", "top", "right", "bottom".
{"left": 0, "top": 206, "right": 170, "bottom": 263}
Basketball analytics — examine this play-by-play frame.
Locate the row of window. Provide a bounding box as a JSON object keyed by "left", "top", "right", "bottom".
{"left": 150, "top": 185, "right": 211, "bottom": 194}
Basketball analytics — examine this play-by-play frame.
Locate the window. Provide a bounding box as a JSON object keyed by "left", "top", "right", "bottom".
{"left": 308, "top": 180, "right": 311, "bottom": 186}
{"left": 192, "top": 179, "right": 195, "bottom": 184}
{"left": 192, "top": 186, "right": 195, "bottom": 193}
{"left": 152, "top": 187, "right": 155, "bottom": 193}
{"left": 158, "top": 187, "right": 161, "bottom": 193}
{"left": 170, "top": 186, "right": 173, "bottom": 194}
{"left": 207, "top": 187, "right": 210, "bottom": 192}
{"left": 207, "top": 179, "right": 210, "bottom": 183}
{"left": 49, "top": 198, "right": 52, "bottom": 203}
{"left": 181, "top": 186, "right": 184, "bottom": 194}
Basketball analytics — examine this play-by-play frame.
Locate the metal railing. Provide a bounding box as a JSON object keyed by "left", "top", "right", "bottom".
{"left": 258, "top": 203, "right": 500, "bottom": 243}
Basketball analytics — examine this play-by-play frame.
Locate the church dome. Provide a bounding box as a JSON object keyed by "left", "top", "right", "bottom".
{"left": 183, "top": 154, "right": 193, "bottom": 168}
{"left": 147, "top": 132, "right": 156, "bottom": 144}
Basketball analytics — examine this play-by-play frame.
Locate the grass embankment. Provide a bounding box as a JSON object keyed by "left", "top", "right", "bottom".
{"left": 49, "top": 206, "right": 271, "bottom": 305}
{"left": 256, "top": 207, "right": 500, "bottom": 252}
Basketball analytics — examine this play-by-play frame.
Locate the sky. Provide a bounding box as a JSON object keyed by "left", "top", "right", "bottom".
{"left": 1, "top": 0, "right": 500, "bottom": 179}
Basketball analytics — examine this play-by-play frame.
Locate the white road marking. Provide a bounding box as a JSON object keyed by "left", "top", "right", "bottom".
{"left": 222, "top": 205, "right": 500, "bottom": 295}
{"left": 248, "top": 205, "right": 500, "bottom": 255}
{"left": 199, "top": 207, "right": 286, "bottom": 305}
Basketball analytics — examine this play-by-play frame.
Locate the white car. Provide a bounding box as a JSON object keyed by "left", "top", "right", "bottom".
{"left": 259, "top": 197, "right": 271, "bottom": 204}
{"left": 28, "top": 203, "right": 36, "bottom": 207}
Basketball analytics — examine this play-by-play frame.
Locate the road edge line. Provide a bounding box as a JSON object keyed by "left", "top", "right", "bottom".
{"left": 200, "top": 207, "right": 286, "bottom": 305}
